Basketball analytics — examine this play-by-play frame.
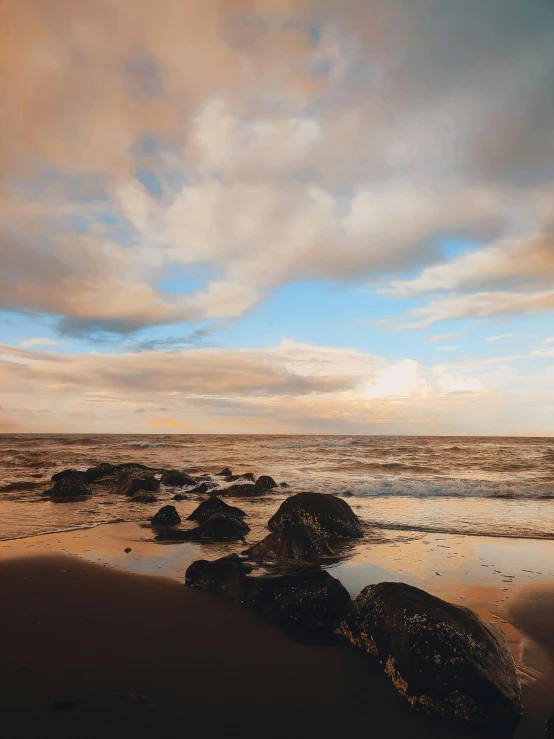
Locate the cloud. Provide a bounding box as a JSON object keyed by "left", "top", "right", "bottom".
{"left": 487, "top": 334, "right": 513, "bottom": 342}
{"left": 20, "top": 338, "right": 64, "bottom": 349}
{"left": 399, "top": 291, "right": 554, "bottom": 329}
{"left": 1, "top": 0, "right": 554, "bottom": 334}
{"left": 150, "top": 417, "right": 191, "bottom": 431}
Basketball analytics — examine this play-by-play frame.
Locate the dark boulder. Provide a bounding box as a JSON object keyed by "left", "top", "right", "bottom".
{"left": 51, "top": 469, "right": 86, "bottom": 482}
{"left": 47, "top": 474, "right": 92, "bottom": 500}
{"left": 546, "top": 714, "right": 554, "bottom": 738}
{"left": 187, "top": 497, "right": 246, "bottom": 523}
{"left": 225, "top": 472, "right": 255, "bottom": 482}
{"left": 217, "top": 467, "right": 232, "bottom": 477}
{"left": 243, "top": 523, "right": 333, "bottom": 560}
{"left": 339, "top": 582, "right": 522, "bottom": 729}
{"left": 83, "top": 463, "right": 114, "bottom": 483}
{"left": 280, "top": 482, "right": 290, "bottom": 488}
{"left": 131, "top": 492, "right": 158, "bottom": 503}
{"left": 160, "top": 470, "right": 197, "bottom": 487}
{"left": 156, "top": 513, "right": 250, "bottom": 542}
{"left": 268, "top": 492, "right": 363, "bottom": 539}
{"left": 255, "top": 475, "right": 277, "bottom": 494}
{"left": 117, "top": 473, "right": 160, "bottom": 497}
{"left": 151, "top": 505, "right": 181, "bottom": 527}
{"left": 186, "top": 557, "right": 350, "bottom": 628}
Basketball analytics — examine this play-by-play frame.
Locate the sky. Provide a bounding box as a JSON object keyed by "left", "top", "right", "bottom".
{"left": 1, "top": 0, "right": 554, "bottom": 435}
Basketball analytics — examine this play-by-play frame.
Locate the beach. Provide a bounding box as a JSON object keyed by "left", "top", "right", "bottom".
{"left": 0, "top": 516, "right": 553, "bottom": 737}
{"left": 0, "top": 434, "right": 553, "bottom": 736}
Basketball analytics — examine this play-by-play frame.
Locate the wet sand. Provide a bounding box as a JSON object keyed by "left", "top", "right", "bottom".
{"left": 0, "top": 521, "right": 553, "bottom": 737}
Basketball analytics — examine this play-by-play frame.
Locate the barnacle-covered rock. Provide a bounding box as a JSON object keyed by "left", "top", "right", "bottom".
{"left": 340, "top": 582, "right": 522, "bottom": 729}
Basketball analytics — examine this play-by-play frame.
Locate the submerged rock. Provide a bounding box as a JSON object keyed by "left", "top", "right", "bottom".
{"left": 268, "top": 492, "right": 363, "bottom": 540}
{"left": 221, "top": 483, "right": 257, "bottom": 497}
{"left": 132, "top": 492, "right": 158, "bottom": 503}
{"left": 216, "top": 467, "right": 232, "bottom": 477}
{"left": 186, "top": 556, "right": 350, "bottom": 628}
{"left": 255, "top": 475, "right": 277, "bottom": 494}
{"left": 340, "top": 582, "right": 522, "bottom": 729}
{"left": 225, "top": 472, "right": 255, "bottom": 482}
{"left": 244, "top": 524, "right": 334, "bottom": 560}
{"left": 186, "top": 482, "right": 217, "bottom": 496}
{"left": 160, "top": 470, "right": 197, "bottom": 487}
{"left": 151, "top": 505, "right": 181, "bottom": 527}
{"left": 171, "top": 493, "right": 189, "bottom": 501}
{"left": 47, "top": 474, "right": 92, "bottom": 500}
{"left": 187, "top": 497, "right": 246, "bottom": 523}
{"left": 117, "top": 473, "right": 160, "bottom": 497}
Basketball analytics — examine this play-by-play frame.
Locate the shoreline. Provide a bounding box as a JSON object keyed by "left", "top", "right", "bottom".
{"left": 1, "top": 520, "right": 553, "bottom": 736}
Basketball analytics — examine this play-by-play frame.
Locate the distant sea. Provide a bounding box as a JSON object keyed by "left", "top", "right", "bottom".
{"left": 1, "top": 434, "right": 553, "bottom": 541}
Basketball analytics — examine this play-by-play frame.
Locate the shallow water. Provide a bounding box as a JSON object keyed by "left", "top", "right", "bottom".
{"left": 0, "top": 433, "right": 553, "bottom": 540}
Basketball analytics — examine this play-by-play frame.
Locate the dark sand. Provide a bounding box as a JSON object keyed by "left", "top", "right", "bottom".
{"left": 1, "top": 552, "right": 545, "bottom": 739}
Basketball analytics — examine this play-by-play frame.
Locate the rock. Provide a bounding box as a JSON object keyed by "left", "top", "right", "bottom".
{"left": 547, "top": 714, "right": 554, "bottom": 738}
{"left": 187, "top": 497, "right": 247, "bottom": 523}
{"left": 196, "top": 474, "right": 214, "bottom": 482}
{"left": 160, "top": 470, "right": 197, "bottom": 487}
{"left": 255, "top": 475, "right": 277, "bottom": 494}
{"left": 268, "top": 492, "right": 363, "bottom": 540}
{"left": 85, "top": 463, "right": 153, "bottom": 484}
{"left": 117, "top": 473, "right": 160, "bottom": 497}
{"left": 217, "top": 467, "right": 232, "bottom": 477}
{"left": 339, "top": 582, "right": 522, "bottom": 729}
{"left": 171, "top": 493, "right": 189, "bottom": 501}
{"left": 280, "top": 482, "right": 290, "bottom": 488}
{"left": 187, "top": 482, "right": 216, "bottom": 496}
{"left": 186, "top": 556, "right": 350, "bottom": 628}
{"left": 151, "top": 505, "right": 181, "bottom": 527}
{"left": 156, "top": 513, "right": 250, "bottom": 542}
{"left": 225, "top": 472, "right": 255, "bottom": 482}
{"left": 47, "top": 474, "right": 92, "bottom": 500}
{"left": 132, "top": 492, "right": 158, "bottom": 503}
{"left": 124, "top": 547, "right": 131, "bottom": 554}
{"left": 221, "top": 483, "right": 257, "bottom": 497}
{"left": 51, "top": 469, "right": 86, "bottom": 482}
{"left": 243, "top": 523, "right": 333, "bottom": 560}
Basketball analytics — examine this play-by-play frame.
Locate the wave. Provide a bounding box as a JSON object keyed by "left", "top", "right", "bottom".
{"left": 328, "top": 478, "right": 554, "bottom": 499}
{"left": 370, "top": 521, "right": 554, "bottom": 541}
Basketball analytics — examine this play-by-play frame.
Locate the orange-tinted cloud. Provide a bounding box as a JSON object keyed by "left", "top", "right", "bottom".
{"left": 150, "top": 417, "right": 191, "bottom": 431}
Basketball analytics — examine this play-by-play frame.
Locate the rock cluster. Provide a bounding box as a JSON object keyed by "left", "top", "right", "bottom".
{"left": 186, "top": 554, "right": 350, "bottom": 628}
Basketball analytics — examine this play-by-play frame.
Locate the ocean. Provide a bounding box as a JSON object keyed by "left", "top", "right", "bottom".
{"left": 1, "top": 434, "right": 553, "bottom": 542}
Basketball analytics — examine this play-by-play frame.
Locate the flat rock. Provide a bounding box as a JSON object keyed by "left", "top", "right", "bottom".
{"left": 151, "top": 505, "right": 181, "bottom": 527}
{"left": 160, "top": 470, "right": 197, "bottom": 487}
{"left": 243, "top": 523, "right": 333, "bottom": 560}
{"left": 339, "top": 582, "right": 522, "bottom": 729}
{"left": 156, "top": 513, "right": 249, "bottom": 542}
{"left": 268, "top": 492, "right": 363, "bottom": 539}
{"left": 51, "top": 469, "right": 86, "bottom": 482}
{"left": 186, "top": 556, "right": 350, "bottom": 628}
{"left": 187, "top": 497, "right": 246, "bottom": 523}
{"left": 85, "top": 463, "right": 152, "bottom": 484}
